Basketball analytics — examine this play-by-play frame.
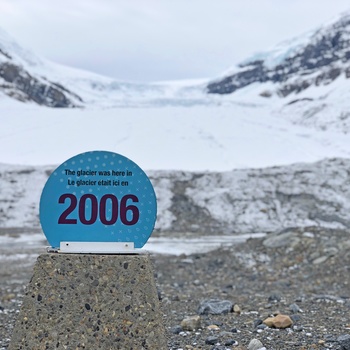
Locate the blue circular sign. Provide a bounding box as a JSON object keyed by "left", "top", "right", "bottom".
{"left": 40, "top": 151, "right": 157, "bottom": 248}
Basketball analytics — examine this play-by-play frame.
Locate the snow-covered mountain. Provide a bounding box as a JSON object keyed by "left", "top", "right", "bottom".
{"left": 0, "top": 27, "right": 84, "bottom": 107}
{"left": 2, "top": 10, "right": 350, "bottom": 135}
{"left": 1, "top": 12, "right": 350, "bottom": 169}
{"left": 0, "top": 26, "right": 208, "bottom": 108}
{"left": 2, "top": 11, "right": 350, "bottom": 136}
{"left": 207, "top": 11, "right": 350, "bottom": 134}
{"left": 208, "top": 11, "right": 350, "bottom": 96}
{"left": 1, "top": 13, "right": 350, "bottom": 234}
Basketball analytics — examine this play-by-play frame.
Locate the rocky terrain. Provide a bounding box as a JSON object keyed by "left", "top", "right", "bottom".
{"left": 0, "top": 61, "right": 82, "bottom": 107}
{"left": 1, "top": 158, "right": 350, "bottom": 235}
{"left": 151, "top": 158, "right": 350, "bottom": 234}
{"left": 156, "top": 226, "right": 350, "bottom": 350}
{"left": 0, "top": 226, "right": 349, "bottom": 349}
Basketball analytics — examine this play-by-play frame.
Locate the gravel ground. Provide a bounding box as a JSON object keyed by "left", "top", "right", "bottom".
{"left": 1, "top": 226, "right": 350, "bottom": 350}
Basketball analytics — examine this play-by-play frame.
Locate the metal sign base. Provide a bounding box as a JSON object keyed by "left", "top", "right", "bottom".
{"left": 58, "top": 241, "right": 135, "bottom": 254}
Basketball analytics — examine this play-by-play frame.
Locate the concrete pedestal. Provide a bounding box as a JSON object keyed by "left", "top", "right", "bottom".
{"left": 9, "top": 253, "right": 167, "bottom": 350}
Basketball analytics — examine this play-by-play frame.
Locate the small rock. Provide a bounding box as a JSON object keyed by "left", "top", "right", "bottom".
{"left": 263, "top": 314, "right": 293, "bottom": 328}
{"left": 157, "top": 287, "right": 162, "bottom": 300}
{"left": 171, "top": 294, "right": 180, "bottom": 301}
{"left": 295, "top": 296, "right": 306, "bottom": 303}
{"left": 325, "top": 246, "right": 338, "bottom": 256}
{"left": 181, "top": 315, "right": 201, "bottom": 331}
{"left": 313, "top": 256, "right": 328, "bottom": 264}
{"left": 263, "top": 231, "right": 300, "bottom": 248}
{"left": 324, "top": 334, "right": 337, "bottom": 342}
{"left": 247, "top": 338, "right": 264, "bottom": 350}
{"left": 268, "top": 292, "right": 282, "bottom": 302}
{"left": 207, "top": 324, "right": 220, "bottom": 331}
{"left": 289, "top": 303, "right": 301, "bottom": 313}
{"left": 263, "top": 317, "right": 275, "bottom": 328}
{"left": 253, "top": 319, "right": 263, "bottom": 328}
{"left": 171, "top": 325, "right": 183, "bottom": 334}
{"left": 224, "top": 339, "right": 238, "bottom": 346}
{"left": 2, "top": 294, "right": 15, "bottom": 301}
{"left": 219, "top": 331, "right": 233, "bottom": 337}
{"left": 293, "top": 325, "right": 304, "bottom": 332}
{"left": 197, "top": 299, "right": 233, "bottom": 315}
{"left": 290, "top": 314, "right": 301, "bottom": 323}
{"left": 233, "top": 304, "right": 241, "bottom": 314}
{"left": 205, "top": 335, "right": 218, "bottom": 345}
{"left": 337, "top": 334, "right": 350, "bottom": 350}
{"left": 302, "top": 231, "right": 315, "bottom": 238}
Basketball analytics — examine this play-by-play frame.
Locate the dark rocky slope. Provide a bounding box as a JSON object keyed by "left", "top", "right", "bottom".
{"left": 207, "top": 12, "right": 350, "bottom": 98}
{"left": 0, "top": 61, "right": 82, "bottom": 107}
{"left": 0, "top": 29, "right": 82, "bottom": 107}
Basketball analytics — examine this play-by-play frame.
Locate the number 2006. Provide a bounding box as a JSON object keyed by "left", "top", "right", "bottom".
{"left": 58, "top": 193, "right": 140, "bottom": 226}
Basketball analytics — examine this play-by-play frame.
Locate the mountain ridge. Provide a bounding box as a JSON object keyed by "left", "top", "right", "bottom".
{"left": 0, "top": 27, "right": 208, "bottom": 108}
{"left": 207, "top": 11, "right": 350, "bottom": 96}
{"left": 0, "top": 27, "right": 84, "bottom": 107}
{"left": 204, "top": 11, "right": 350, "bottom": 134}
{"left": 1, "top": 13, "right": 350, "bottom": 135}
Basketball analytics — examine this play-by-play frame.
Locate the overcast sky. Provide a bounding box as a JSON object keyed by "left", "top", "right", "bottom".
{"left": 0, "top": 0, "right": 349, "bottom": 82}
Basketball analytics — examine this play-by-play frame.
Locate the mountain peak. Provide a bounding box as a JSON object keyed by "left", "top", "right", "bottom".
{"left": 207, "top": 11, "right": 350, "bottom": 96}
{"left": 0, "top": 27, "right": 83, "bottom": 107}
